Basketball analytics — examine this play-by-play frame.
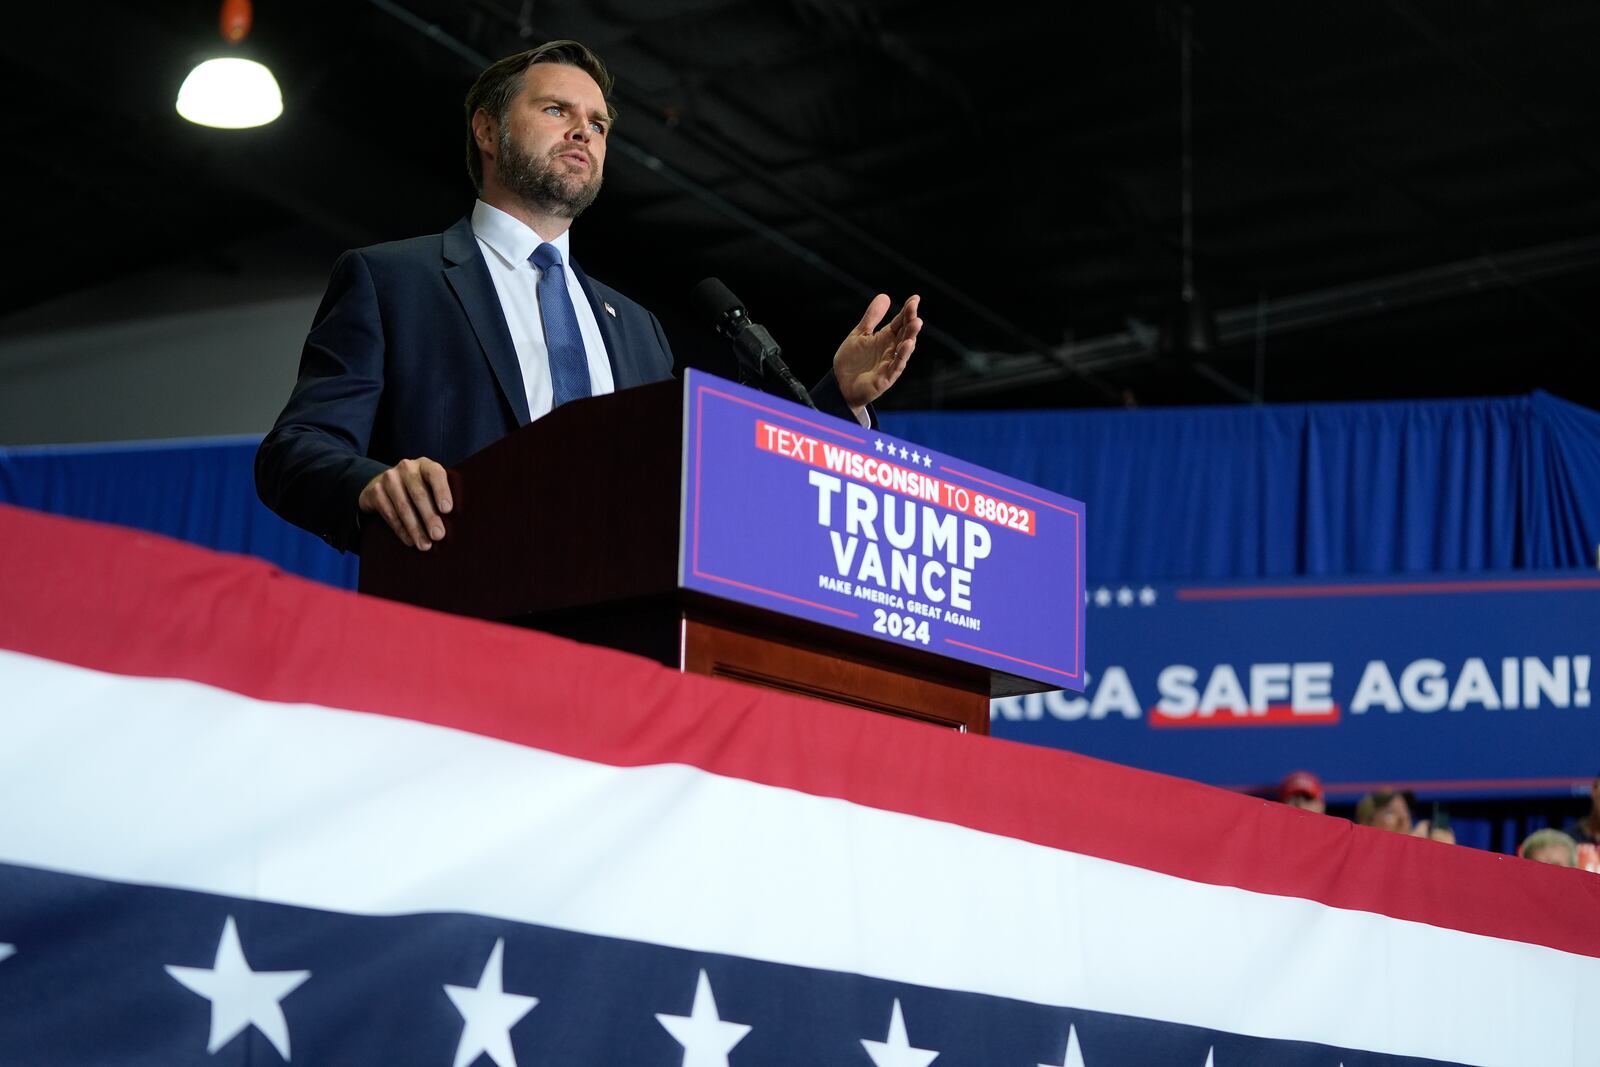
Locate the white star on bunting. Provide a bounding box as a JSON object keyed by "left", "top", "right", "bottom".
{"left": 861, "top": 998, "right": 939, "bottom": 1067}
{"left": 165, "top": 915, "right": 310, "bottom": 1060}
{"left": 655, "top": 969, "right": 751, "bottom": 1067}
{"left": 444, "top": 938, "right": 539, "bottom": 1067}
{"left": 1038, "top": 1023, "right": 1086, "bottom": 1067}
{"left": 0, "top": 942, "right": 13, "bottom": 963}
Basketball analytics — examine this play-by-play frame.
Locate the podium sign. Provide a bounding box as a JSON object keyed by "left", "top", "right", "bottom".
{"left": 680, "top": 370, "right": 1086, "bottom": 692}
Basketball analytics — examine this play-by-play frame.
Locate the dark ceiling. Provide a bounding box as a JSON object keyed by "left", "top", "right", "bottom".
{"left": 6, "top": 1, "right": 1598, "bottom": 411}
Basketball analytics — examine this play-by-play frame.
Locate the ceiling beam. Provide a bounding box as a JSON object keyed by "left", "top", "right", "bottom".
{"left": 894, "top": 233, "right": 1600, "bottom": 405}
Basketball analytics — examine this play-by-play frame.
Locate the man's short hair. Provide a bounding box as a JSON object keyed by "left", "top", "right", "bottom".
{"left": 1520, "top": 828, "right": 1578, "bottom": 865}
{"left": 463, "top": 40, "right": 618, "bottom": 194}
{"left": 1354, "top": 788, "right": 1412, "bottom": 826}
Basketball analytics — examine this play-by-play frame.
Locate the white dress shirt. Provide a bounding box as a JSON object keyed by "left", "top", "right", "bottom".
{"left": 471, "top": 200, "right": 615, "bottom": 422}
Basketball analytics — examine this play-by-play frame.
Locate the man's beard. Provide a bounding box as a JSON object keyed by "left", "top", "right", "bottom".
{"left": 496, "top": 130, "right": 602, "bottom": 219}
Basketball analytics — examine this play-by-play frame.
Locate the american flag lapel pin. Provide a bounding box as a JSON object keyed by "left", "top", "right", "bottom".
{"left": 603, "top": 301, "right": 617, "bottom": 317}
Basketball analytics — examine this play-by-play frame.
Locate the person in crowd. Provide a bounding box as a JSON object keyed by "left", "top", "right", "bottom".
{"left": 1354, "top": 788, "right": 1455, "bottom": 844}
{"left": 1277, "top": 770, "right": 1326, "bottom": 814}
{"left": 1519, "top": 828, "right": 1578, "bottom": 868}
{"left": 1561, "top": 774, "right": 1600, "bottom": 846}
{"left": 1355, "top": 789, "right": 1412, "bottom": 832}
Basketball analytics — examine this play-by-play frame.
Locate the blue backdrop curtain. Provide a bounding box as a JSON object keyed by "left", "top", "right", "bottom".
{"left": 2, "top": 390, "right": 1595, "bottom": 590}
{"left": 0, "top": 436, "right": 356, "bottom": 589}
{"left": 882, "top": 389, "right": 1600, "bottom": 580}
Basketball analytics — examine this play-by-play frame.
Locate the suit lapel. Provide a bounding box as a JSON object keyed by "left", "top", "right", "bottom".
{"left": 441, "top": 217, "right": 532, "bottom": 426}
{"left": 568, "top": 259, "right": 628, "bottom": 388}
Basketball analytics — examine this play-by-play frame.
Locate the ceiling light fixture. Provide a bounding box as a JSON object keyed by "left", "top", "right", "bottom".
{"left": 176, "top": 0, "right": 282, "bottom": 129}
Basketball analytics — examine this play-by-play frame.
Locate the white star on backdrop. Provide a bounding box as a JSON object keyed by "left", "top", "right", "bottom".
{"left": 861, "top": 998, "right": 939, "bottom": 1067}
{"left": 1093, "top": 587, "right": 1113, "bottom": 607}
{"left": 1038, "top": 1023, "right": 1086, "bottom": 1067}
{"left": 444, "top": 938, "right": 539, "bottom": 1067}
{"left": 1115, "top": 586, "right": 1134, "bottom": 606}
{"left": 655, "top": 969, "right": 751, "bottom": 1067}
{"left": 164, "top": 916, "right": 310, "bottom": 1060}
{"left": 0, "top": 942, "right": 13, "bottom": 963}
{"left": 1138, "top": 585, "right": 1157, "bottom": 605}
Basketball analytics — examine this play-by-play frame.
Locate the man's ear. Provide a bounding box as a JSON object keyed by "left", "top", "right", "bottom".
{"left": 471, "top": 108, "right": 498, "bottom": 161}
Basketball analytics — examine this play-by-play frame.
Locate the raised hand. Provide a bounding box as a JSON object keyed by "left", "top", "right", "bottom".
{"left": 831, "top": 294, "right": 922, "bottom": 417}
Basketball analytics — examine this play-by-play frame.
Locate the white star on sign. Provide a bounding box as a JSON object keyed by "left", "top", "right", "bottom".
{"left": 910, "top": 450, "right": 921, "bottom": 465}
{"left": 0, "top": 942, "right": 13, "bottom": 963}
{"left": 1093, "top": 587, "right": 1112, "bottom": 607}
{"left": 1138, "top": 585, "right": 1157, "bottom": 606}
{"left": 861, "top": 998, "right": 939, "bottom": 1067}
{"left": 165, "top": 916, "right": 310, "bottom": 1060}
{"left": 898, "top": 446, "right": 910, "bottom": 459}
{"left": 655, "top": 969, "right": 751, "bottom": 1067}
{"left": 444, "top": 938, "right": 539, "bottom": 1067}
{"left": 1115, "top": 586, "right": 1134, "bottom": 606}
{"left": 1038, "top": 1023, "right": 1086, "bottom": 1067}
{"left": 874, "top": 439, "right": 885, "bottom": 452}
{"left": 923, "top": 454, "right": 933, "bottom": 467}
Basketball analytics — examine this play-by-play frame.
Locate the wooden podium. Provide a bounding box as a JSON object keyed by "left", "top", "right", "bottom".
{"left": 359, "top": 379, "right": 1068, "bottom": 734}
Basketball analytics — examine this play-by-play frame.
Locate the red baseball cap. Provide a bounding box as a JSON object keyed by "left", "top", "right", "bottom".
{"left": 1278, "top": 770, "right": 1324, "bottom": 802}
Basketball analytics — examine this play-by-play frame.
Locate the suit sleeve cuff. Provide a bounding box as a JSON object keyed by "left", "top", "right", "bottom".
{"left": 809, "top": 372, "right": 877, "bottom": 429}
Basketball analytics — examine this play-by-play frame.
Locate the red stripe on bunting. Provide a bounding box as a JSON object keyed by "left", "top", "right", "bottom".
{"left": 3, "top": 502, "right": 1599, "bottom": 959}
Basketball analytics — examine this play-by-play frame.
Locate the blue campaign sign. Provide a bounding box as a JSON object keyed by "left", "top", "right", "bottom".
{"left": 992, "top": 574, "right": 1600, "bottom": 798}
{"left": 679, "top": 371, "right": 1085, "bottom": 690}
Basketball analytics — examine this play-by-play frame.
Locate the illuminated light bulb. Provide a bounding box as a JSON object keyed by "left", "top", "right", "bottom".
{"left": 176, "top": 57, "right": 283, "bottom": 129}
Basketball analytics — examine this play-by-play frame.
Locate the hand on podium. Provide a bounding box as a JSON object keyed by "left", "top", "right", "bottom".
{"left": 360, "top": 457, "right": 453, "bottom": 551}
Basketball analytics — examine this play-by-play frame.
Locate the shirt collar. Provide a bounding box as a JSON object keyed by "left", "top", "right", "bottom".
{"left": 471, "top": 200, "right": 573, "bottom": 268}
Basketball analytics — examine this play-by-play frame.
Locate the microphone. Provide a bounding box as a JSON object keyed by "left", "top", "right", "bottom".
{"left": 689, "top": 277, "right": 817, "bottom": 410}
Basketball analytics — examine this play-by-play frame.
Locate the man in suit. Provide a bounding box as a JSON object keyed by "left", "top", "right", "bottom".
{"left": 256, "top": 40, "right": 922, "bottom": 554}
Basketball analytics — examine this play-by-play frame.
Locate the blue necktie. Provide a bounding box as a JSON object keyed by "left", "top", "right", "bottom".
{"left": 529, "top": 243, "right": 592, "bottom": 408}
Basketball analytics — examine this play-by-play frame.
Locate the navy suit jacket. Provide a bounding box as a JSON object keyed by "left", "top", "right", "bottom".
{"left": 257, "top": 216, "right": 861, "bottom": 552}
